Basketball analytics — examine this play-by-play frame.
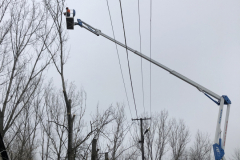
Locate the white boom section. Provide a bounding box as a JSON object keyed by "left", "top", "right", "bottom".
{"left": 80, "top": 20, "right": 221, "bottom": 100}
{"left": 222, "top": 104, "right": 231, "bottom": 149}
{"left": 215, "top": 97, "right": 224, "bottom": 143}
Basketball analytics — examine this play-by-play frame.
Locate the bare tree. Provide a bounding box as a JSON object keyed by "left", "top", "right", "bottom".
{"left": 39, "top": 81, "right": 68, "bottom": 160}
{"left": 0, "top": 0, "right": 12, "bottom": 81}
{"left": 130, "top": 110, "right": 172, "bottom": 160}
{"left": 231, "top": 148, "right": 240, "bottom": 160}
{"left": 95, "top": 103, "right": 136, "bottom": 160}
{"left": 39, "top": 81, "right": 85, "bottom": 160}
{"left": 42, "top": 0, "right": 123, "bottom": 159}
{"left": 188, "top": 130, "right": 212, "bottom": 160}
{"left": 144, "top": 113, "right": 158, "bottom": 160}
{"left": 144, "top": 117, "right": 156, "bottom": 160}
{"left": 122, "top": 147, "right": 139, "bottom": 160}
{"left": 154, "top": 110, "right": 172, "bottom": 160}
{"left": 42, "top": 0, "right": 75, "bottom": 158}
{"left": 6, "top": 100, "right": 41, "bottom": 160}
{"left": 2, "top": 80, "right": 44, "bottom": 160}
{"left": 168, "top": 119, "right": 190, "bottom": 160}
{"left": 38, "top": 80, "right": 116, "bottom": 160}
{"left": 73, "top": 104, "right": 118, "bottom": 160}
{"left": 0, "top": 0, "right": 11, "bottom": 46}
{"left": 0, "top": 0, "right": 53, "bottom": 148}
{"left": 110, "top": 104, "right": 126, "bottom": 159}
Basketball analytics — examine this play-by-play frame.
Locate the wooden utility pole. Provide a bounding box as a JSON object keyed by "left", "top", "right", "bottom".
{"left": 91, "top": 139, "right": 97, "bottom": 160}
{"left": 132, "top": 118, "right": 151, "bottom": 160}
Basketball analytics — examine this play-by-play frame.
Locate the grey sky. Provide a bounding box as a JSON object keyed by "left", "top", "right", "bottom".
{"left": 50, "top": 0, "right": 240, "bottom": 158}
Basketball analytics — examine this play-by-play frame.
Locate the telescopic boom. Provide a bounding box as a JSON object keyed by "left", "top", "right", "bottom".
{"left": 67, "top": 14, "right": 231, "bottom": 160}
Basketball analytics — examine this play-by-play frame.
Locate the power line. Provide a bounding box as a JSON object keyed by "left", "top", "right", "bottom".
{"left": 137, "top": 0, "right": 145, "bottom": 114}
{"left": 118, "top": 0, "right": 138, "bottom": 118}
{"left": 150, "top": 0, "right": 153, "bottom": 115}
{"left": 105, "top": 0, "right": 132, "bottom": 118}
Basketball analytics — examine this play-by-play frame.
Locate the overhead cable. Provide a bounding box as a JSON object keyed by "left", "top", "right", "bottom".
{"left": 105, "top": 0, "right": 132, "bottom": 118}
{"left": 150, "top": 0, "right": 152, "bottom": 115}
{"left": 137, "top": 0, "right": 145, "bottom": 114}
{"left": 118, "top": 0, "right": 138, "bottom": 118}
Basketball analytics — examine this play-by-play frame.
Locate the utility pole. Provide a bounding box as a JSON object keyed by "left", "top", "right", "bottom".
{"left": 132, "top": 118, "right": 151, "bottom": 160}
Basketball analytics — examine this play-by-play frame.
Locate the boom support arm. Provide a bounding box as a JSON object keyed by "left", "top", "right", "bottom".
{"left": 74, "top": 18, "right": 231, "bottom": 160}
{"left": 76, "top": 19, "right": 221, "bottom": 100}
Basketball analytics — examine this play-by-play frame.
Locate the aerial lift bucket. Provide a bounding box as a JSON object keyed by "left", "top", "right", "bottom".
{"left": 65, "top": 9, "right": 75, "bottom": 30}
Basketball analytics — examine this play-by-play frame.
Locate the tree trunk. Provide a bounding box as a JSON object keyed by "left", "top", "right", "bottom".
{"left": 0, "top": 112, "right": 3, "bottom": 136}
{"left": 64, "top": 92, "right": 74, "bottom": 160}
{"left": 67, "top": 104, "right": 73, "bottom": 160}
{"left": 91, "top": 139, "right": 97, "bottom": 160}
{"left": 105, "top": 152, "right": 108, "bottom": 160}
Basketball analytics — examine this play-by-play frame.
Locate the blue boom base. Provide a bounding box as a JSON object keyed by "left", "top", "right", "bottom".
{"left": 213, "top": 139, "right": 225, "bottom": 160}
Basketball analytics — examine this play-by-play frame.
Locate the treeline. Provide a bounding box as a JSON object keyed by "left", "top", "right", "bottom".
{"left": 0, "top": 0, "right": 239, "bottom": 160}
{"left": 94, "top": 108, "right": 213, "bottom": 160}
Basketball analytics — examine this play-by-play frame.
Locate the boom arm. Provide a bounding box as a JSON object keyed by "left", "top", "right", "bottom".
{"left": 74, "top": 18, "right": 231, "bottom": 160}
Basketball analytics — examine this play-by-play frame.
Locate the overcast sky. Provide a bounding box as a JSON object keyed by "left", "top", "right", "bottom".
{"left": 50, "top": 0, "right": 240, "bottom": 158}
